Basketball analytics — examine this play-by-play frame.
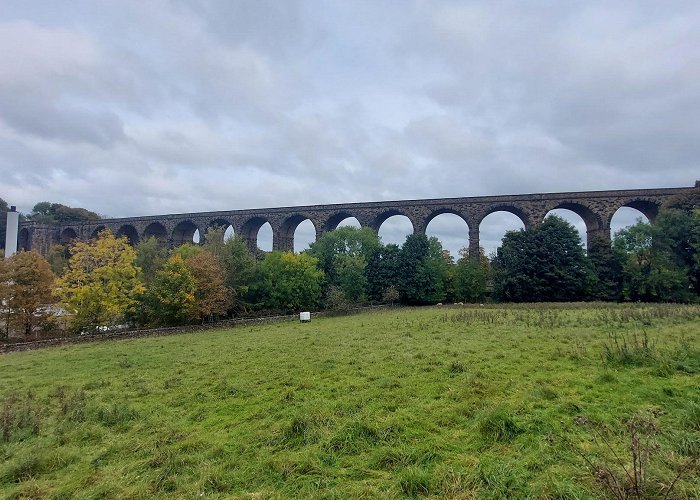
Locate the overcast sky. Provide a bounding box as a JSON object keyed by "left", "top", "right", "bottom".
{"left": 1, "top": 1, "right": 698, "bottom": 254}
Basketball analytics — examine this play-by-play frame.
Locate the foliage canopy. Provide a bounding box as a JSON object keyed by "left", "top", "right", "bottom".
{"left": 55, "top": 231, "right": 144, "bottom": 332}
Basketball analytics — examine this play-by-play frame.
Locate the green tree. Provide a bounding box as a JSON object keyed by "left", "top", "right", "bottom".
{"left": 492, "top": 215, "right": 594, "bottom": 302}
{"left": 454, "top": 247, "right": 490, "bottom": 302}
{"left": 144, "top": 255, "right": 197, "bottom": 325}
{"left": 30, "top": 202, "right": 100, "bottom": 224}
{"left": 55, "top": 231, "right": 144, "bottom": 332}
{"left": 135, "top": 237, "right": 168, "bottom": 286}
{"left": 334, "top": 254, "right": 368, "bottom": 303}
{"left": 365, "top": 244, "right": 401, "bottom": 302}
{"left": 654, "top": 209, "right": 700, "bottom": 296}
{"left": 587, "top": 234, "right": 624, "bottom": 301}
{"left": 0, "top": 251, "right": 56, "bottom": 338}
{"left": 397, "top": 234, "right": 449, "bottom": 305}
{"left": 613, "top": 212, "right": 696, "bottom": 302}
{"left": 172, "top": 243, "right": 203, "bottom": 260}
{"left": 256, "top": 252, "right": 324, "bottom": 312}
{"left": 307, "top": 226, "right": 381, "bottom": 304}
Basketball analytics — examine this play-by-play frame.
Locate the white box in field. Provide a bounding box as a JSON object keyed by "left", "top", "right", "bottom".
{"left": 299, "top": 312, "right": 311, "bottom": 322}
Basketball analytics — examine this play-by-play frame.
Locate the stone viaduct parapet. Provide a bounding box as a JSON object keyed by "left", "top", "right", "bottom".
{"left": 17, "top": 186, "right": 697, "bottom": 257}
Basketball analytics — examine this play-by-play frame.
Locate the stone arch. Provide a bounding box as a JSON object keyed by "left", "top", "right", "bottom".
{"left": 90, "top": 225, "right": 107, "bottom": 239}
{"left": 377, "top": 212, "right": 414, "bottom": 246}
{"left": 294, "top": 220, "right": 317, "bottom": 253}
{"left": 478, "top": 209, "right": 527, "bottom": 255}
{"left": 323, "top": 211, "right": 362, "bottom": 232}
{"left": 614, "top": 198, "right": 661, "bottom": 224}
{"left": 143, "top": 222, "right": 167, "bottom": 244}
{"left": 424, "top": 208, "right": 470, "bottom": 232}
{"left": 203, "top": 218, "right": 234, "bottom": 244}
{"left": 548, "top": 201, "right": 603, "bottom": 233}
{"left": 207, "top": 218, "right": 232, "bottom": 232}
{"left": 18, "top": 228, "right": 30, "bottom": 251}
{"left": 117, "top": 224, "right": 140, "bottom": 246}
{"left": 60, "top": 228, "right": 78, "bottom": 245}
{"left": 371, "top": 209, "right": 415, "bottom": 232}
{"left": 478, "top": 205, "right": 531, "bottom": 230}
{"left": 240, "top": 216, "right": 271, "bottom": 252}
{"left": 172, "top": 220, "right": 200, "bottom": 247}
{"left": 544, "top": 209, "right": 588, "bottom": 248}
{"left": 546, "top": 201, "right": 605, "bottom": 249}
{"left": 424, "top": 209, "right": 471, "bottom": 259}
{"left": 610, "top": 207, "right": 651, "bottom": 238}
{"left": 277, "top": 214, "right": 318, "bottom": 252}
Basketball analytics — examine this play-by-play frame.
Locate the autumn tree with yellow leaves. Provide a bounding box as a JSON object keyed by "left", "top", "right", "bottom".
{"left": 55, "top": 231, "right": 144, "bottom": 332}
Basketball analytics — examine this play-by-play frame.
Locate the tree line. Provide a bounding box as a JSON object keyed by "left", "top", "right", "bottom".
{"left": 1, "top": 192, "right": 698, "bottom": 339}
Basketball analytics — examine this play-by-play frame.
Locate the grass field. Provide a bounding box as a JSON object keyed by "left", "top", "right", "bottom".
{"left": 1, "top": 304, "right": 700, "bottom": 499}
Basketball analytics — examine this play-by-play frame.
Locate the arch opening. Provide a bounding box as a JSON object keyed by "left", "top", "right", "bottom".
{"left": 18, "top": 228, "right": 29, "bottom": 251}
{"left": 479, "top": 211, "right": 526, "bottom": 257}
{"left": 294, "top": 219, "right": 316, "bottom": 253}
{"left": 325, "top": 212, "right": 362, "bottom": 232}
{"left": 90, "top": 226, "right": 107, "bottom": 239}
{"left": 60, "top": 228, "right": 78, "bottom": 245}
{"left": 240, "top": 217, "right": 269, "bottom": 252}
{"left": 378, "top": 215, "right": 414, "bottom": 247}
{"left": 172, "top": 221, "right": 199, "bottom": 247}
{"left": 550, "top": 202, "right": 601, "bottom": 230}
{"left": 425, "top": 212, "right": 469, "bottom": 261}
{"left": 257, "top": 222, "right": 273, "bottom": 252}
{"left": 204, "top": 219, "right": 233, "bottom": 244}
{"left": 622, "top": 199, "right": 660, "bottom": 222}
{"left": 279, "top": 214, "right": 317, "bottom": 253}
{"left": 117, "top": 225, "right": 140, "bottom": 246}
{"left": 611, "top": 207, "right": 650, "bottom": 238}
{"left": 143, "top": 222, "right": 167, "bottom": 245}
{"left": 544, "top": 209, "right": 587, "bottom": 249}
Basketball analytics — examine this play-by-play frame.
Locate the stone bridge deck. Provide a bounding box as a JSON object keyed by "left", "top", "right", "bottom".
{"left": 18, "top": 185, "right": 696, "bottom": 257}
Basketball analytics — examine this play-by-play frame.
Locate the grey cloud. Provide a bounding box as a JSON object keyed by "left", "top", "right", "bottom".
{"left": 400, "top": 1, "right": 700, "bottom": 189}
{"left": 0, "top": 1, "right": 697, "bottom": 255}
{"left": 0, "top": 95, "right": 125, "bottom": 147}
{"left": 176, "top": 0, "right": 310, "bottom": 56}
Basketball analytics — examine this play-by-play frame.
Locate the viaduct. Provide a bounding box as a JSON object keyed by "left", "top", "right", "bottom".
{"left": 16, "top": 185, "right": 698, "bottom": 258}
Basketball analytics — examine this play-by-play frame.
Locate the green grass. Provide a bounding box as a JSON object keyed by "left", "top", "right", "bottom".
{"left": 1, "top": 303, "right": 699, "bottom": 498}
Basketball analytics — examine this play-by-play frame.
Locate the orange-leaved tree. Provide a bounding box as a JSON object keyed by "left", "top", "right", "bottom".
{"left": 0, "top": 250, "right": 56, "bottom": 338}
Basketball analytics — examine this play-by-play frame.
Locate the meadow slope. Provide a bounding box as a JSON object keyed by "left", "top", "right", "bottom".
{"left": 1, "top": 304, "right": 699, "bottom": 498}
